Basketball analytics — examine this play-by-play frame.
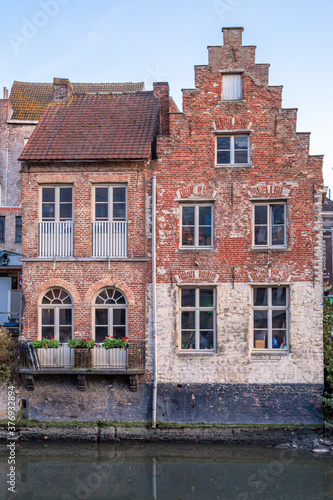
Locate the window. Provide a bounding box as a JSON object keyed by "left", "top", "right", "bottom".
{"left": 253, "top": 203, "right": 286, "bottom": 248}
{"left": 94, "top": 185, "right": 126, "bottom": 222}
{"left": 15, "top": 216, "right": 22, "bottom": 243}
{"left": 40, "top": 288, "right": 73, "bottom": 342}
{"left": 222, "top": 74, "right": 242, "bottom": 100}
{"left": 181, "top": 205, "right": 213, "bottom": 248}
{"left": 252, "top": 286, "right": 288, "bottom": 351}
{"left": 41, "top": 186, "right": 73, "bottom": 221}
{"left": 216, "top": 135, "right": 249, "bottom": 166}
{"left": 94, "top": 288, "right": 127, "bottom": 342}
{"left": 180, "top": 288, "right": 215, "bottom": 351}
{"left": 0, "top": 216, "right": 4, "bottom": 243}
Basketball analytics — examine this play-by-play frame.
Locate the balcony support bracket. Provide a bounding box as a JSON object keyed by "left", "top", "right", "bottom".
{"left": 77, "top": 375, "right": 86, "bottom": 391}
{"left": 129, "top": 374, "right": 138, "bottom": 391}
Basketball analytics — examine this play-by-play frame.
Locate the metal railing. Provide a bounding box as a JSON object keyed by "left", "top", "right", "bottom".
{"left": 92, "top": 221, "right": 127, "bottom": 258}
{"left": 39, "top": 221, "right": 74, "bottom": 258}
{"left": 19, "top": 340, "right": 145, "bottom": 370}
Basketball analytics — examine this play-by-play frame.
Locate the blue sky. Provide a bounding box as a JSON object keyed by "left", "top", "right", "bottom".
{"left": 1, "top": 0, "right": 332, "bottom": 190}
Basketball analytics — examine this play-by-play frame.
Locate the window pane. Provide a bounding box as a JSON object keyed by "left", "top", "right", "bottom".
{"left": 42, "top": 188, "right": 55, "bottom": 203}
{"left": 199, "top": 289, "right": 214, "bottom": 307}
{"left": 113, "top": 203, "right": 126, "bottom": 220}
{"left": 253, "top": 288, "right": 268, "bottom": 306}
{"left": 113, "top": 327, "right": 126, "bottom": 339}
{"left": 0, "top": 217, "right": 4, "bottom": 242}
{"left": 42, "top": 326, "right": 54, "bottom": 339}
{"left": 217, "top": 137, "right": 230, "bottom": 149}
{"left": 217, "top": 150, "right": 230, "bottom": 164}
{"left": 181, "top": 331, "right": 195, "bottom": 349}
{"left": 272, "top": 330, "right": 287, "bottom": 349}
{"left": 95, "top": 188, "right": 108, "bottom": 203}
{"left": 199, "top": 206, "right": 212, "bottom": 225}
{"left": 181, "top": 289, "right": 195, "bottom": 308}
{"left": 200, "top": 311, "right": 213, "bottom": 330}
{"left": 272, "top": 287, "right": 286, "bottom": 306}
{"left": 253, "top": 310, "right": 267, "bottom": 329}
{"left": 59, "top": 309, "right": 72, "bottom": 326}
{"left": 182, "top": 226, "right": 195, "bottom": 246}
{"left": 60, "top": 187, "right": 72, "bottom": 203}
{"left": 272, "top": 226, "right": 285, "bottom": 245}
{"left": 272, "top": 310, "right": 286, "bottom": 329}
{"left": 182, "top": 207, "right": 195, "bottom": 225}
{"left": 15, "top": 217, "right": 22, "bottom": 243}
{"left": 255, "top": 226, "right": 267, "bottom": 245}
{"left": 59, "top": 327, "right": 71, "bottom": 343}
{"left": 96, "top": 326, "right": 108, "bottom": 342}
{"left": 113, "top": 308, "right": 126, "bottom": 326}
{"left": 60, "top": 203, "right": 72, "bottom": 220}
{"left": 42, "top": 308, "right": 54, "bottom": 325}
{"left": 113, "top": 187, "right": 126, "bottom": 203}
{"left": 234, "top": 150, "right": 248, "bottom": 163}
{"left": 181, "top": 311, "right": 195, "bottom": 330}
{"left": 95, "top": 204, "right": 108, "bottom": 220}
{"left": 234, "top": 136, "right": 248, "bottom": 149}
{"left": 198, "top": 226, "right": 211, "bottom": 246}
{"left": 255, "top": 206, "right": 267, "bottom": 225}
{"left": 254, "top": 330, "right": 268, "bottom": 349}
{"left": 42, "top": 203, "right": 55, "bottom": 220}
{"left": 272, "top": 205, "right": 284, "bottom": 225}
{"left": 200, "top": 331, "right": 214, "bottom": 349}
{"left": 95, "top": 309, "right": 108, "bottom": 325}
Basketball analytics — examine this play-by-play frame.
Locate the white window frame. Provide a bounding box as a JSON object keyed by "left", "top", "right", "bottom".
{"left": 39, "top": 288, "right": 74, "bottom": 342}
{"left": 180, "top": 204, "right": 214, "bottom": 249}
{"left": 252, "top": 286, "right": 289, "bottom": 352}
{"left": 93, "top": 184, "right": 127, "bottom": 222}
{"left": 40, "top": 185, "right": 73, "bottom": 222}
{"left": 252, "top": 202, "right": 287, "bottom": 249}
{"left": 222, "top": 74, "right": 243, "bottom": 100}
{"left": 215, "top": 135, "right": 250, "bottom": 167}
{"left": 93, "top": 288, "right": 128, "bottom": 342}
{"left": 179, "top": 287, "right": 216, "bottom": 353}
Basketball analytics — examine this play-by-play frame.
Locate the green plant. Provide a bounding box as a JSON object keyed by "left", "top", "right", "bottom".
{"left": 323, "top": 297, "right": 333, "bottom": 419}
{"left": 103, "top": 336, "right": 129, "bottom": 350}
{"left": 68, "top": 338, "right": 95, "bottom": 349}
{"left": 32, "top": 338, "right": 60, "bottom": 348}
{"left": 0, "top": 327, "right": 17, "bottom": 384}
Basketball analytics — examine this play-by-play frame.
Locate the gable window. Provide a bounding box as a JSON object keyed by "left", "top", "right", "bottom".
{"left": 94, "top": 288, "right": 127, "bottom": 342}
{"left": 93, "top": 185, "right": 127, "bottom": 258}
{"left": 0, "top": 216, "right": 4, "bottom": 243}
{"left": 222, "top": 74, "right": 242, "bottom": 100}
{"left": 216, "top": 135, "right": 249, "bottom": 166}
{"left": 15, "top": 216, "right": 22, "bottom": 243}
{"left": 252, "top": 286, "right": 289, "bottom": 351}
{"left": 181, "top": 204, "right": 213, "bottom": 248}
{"left": 253, "top": 203, "right": 286, "bottom": 248}
{"left": 180, "top": 288, "right": 215, "bottom": 351}
{"left": 40, "top": 288, "right": 73, "bottom": 342}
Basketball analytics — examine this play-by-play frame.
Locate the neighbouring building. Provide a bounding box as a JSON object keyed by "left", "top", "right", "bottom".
{"left": 19, "top": 28, "right": 324, "bottom": 424}
{"left": 323, "top": 195, "right": 333, "bottom": 296}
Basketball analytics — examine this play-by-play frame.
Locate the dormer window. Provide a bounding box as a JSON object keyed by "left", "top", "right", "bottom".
{"left": 222, "top": 74, "right": 242, "bottom": 100}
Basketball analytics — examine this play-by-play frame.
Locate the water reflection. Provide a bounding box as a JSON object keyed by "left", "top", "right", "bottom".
{"left": 0, "top": 442, "right": 332, "bottom": 500}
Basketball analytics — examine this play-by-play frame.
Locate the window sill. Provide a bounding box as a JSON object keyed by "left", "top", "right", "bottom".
{"left": 215, "top": 163, "right": 251, "bottom": 168}
{"left": 178, "top": 350, "right": 217, "bottom": 356}
{"left": 251, "top": 350, "right": 289, "bottom": 359}
{"left": 250, "top": 247, "right": 288, "bottom": 252}
{"left": 178, "top": 247, "right": 215, "bottom": 252}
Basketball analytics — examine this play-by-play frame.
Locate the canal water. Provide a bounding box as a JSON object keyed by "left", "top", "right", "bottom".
{"left": 0, "top": 442, "right": 332, "bottom": 499}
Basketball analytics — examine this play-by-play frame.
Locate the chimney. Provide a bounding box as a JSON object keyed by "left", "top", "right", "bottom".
{"left": 153, "top": 82, "right": 170, "bottom": 136}
{"left": 3, "top": 87, "right": 8, "bottom": 100}
{"left": 222, "top": 27, "right": 244, "bottom": 46}
{"left": 52, "top": 77, "right": 73, "bottom": 102}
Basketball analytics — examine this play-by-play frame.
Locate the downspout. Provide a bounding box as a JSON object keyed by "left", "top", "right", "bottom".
{"left": 152, "top": 176, "right": 158, "bottom": 428}
{"left": 0, "top": 148, "right": 9, "bottom": 206}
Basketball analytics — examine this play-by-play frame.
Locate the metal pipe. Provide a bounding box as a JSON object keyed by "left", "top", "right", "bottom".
{"left": 152, "top": 176, "right": 158, "bottom": 428}
{"left": 0, "top": 148, "right": 9, "bottom": 206}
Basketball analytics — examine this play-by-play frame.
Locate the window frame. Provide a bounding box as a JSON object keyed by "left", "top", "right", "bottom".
{"left": 0, "top": 216, "right": 4, "bottom": 243}
{"left": 40, "top": 185, "right": 74, "bottom": 222}
{"left": 222, "top": 73, "right": 243, "bottom": 100}
{"left": 179, "top": 287, "right": 216, "bottom": 353}
{"left": 93, "top": 184, "right": 127, "bottom": 222}
{"left": 215, "top": 134, "right": 250, "bottom": 167}
{"left": 15, "top": 216, "right": 22, "bottom": 243}
{"left": 39, "top": 288, "right": 74, "bottom": 342}
{"left": 93, "top": 287, "right": 128, "bottom": 342}
{"left": 252, "top": 202, "right": 287, "bottom": 249}
{"left": 180, "top": 203, "right": 214, "bottom": 249}
{"left": 251, "top": 286, "right": 289, "bottom": 352}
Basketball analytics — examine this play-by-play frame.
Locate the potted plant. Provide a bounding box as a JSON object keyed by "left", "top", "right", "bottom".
{"left": 32, "top": 337, "right": 61, "bottom": 367}
{"left": 102, "top": 336, "right": 129, "bottom": 350}
{"left": 68, "top": 337, "right": 95, "bottom": 368}
{"left": 98, "top": 336, "right": 129, "bottom": 368}
{"left": 32, "top": 337, "right": 60, "bottom": 349}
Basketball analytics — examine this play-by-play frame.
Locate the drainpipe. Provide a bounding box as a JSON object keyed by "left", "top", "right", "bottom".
{"left": 0, "top": 148, "right": 9, "bottom": 206}
{"left": 152, "top": 176, "right": 158, "bottom": 428}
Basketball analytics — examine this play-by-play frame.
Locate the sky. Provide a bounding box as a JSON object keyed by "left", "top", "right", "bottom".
{"left": 1, "top": 0, "right": 332, "bottom": 191}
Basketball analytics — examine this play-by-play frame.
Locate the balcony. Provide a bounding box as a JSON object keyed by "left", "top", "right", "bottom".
{"left": 39, "top": 222, "right": 74, "bottom": 258}
{"left": 92, "top": 221, "right": 127, "bottom": 258}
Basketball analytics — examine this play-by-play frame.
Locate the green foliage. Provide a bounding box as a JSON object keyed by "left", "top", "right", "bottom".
{"left": 68, "top": 338, "right": 95, "bottom": 349}
{"left": 0, "top": 327, "right": 17, "bottom": 384}
{"left": 103, "top": 336, "right": 129, "bottom": 350}
{"left": 32, "top": 338, "right": 60, "bottom": 348}
{"left": 323, "top": 298, "right": 333, "bottom": 418}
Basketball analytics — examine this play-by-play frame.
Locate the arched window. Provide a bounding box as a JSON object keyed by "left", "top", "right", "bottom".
{"left": 94, "top": 288, "right": 127, "bottom": 342}
{"left": 40, "top": 288, "right": 73, "bottom": 342}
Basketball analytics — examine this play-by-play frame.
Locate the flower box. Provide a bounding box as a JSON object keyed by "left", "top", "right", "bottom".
{"left": 36, "top": 344, "right": 72, "bottom": 368}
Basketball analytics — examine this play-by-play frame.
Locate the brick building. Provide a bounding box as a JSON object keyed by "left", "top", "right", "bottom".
{"left": 19, "top": 28, "right": 324, "bottom": 424}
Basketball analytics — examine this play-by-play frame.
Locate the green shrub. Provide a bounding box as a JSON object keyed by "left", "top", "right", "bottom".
{"left": 0, "top": 328, "right": 17, "bottom": 384}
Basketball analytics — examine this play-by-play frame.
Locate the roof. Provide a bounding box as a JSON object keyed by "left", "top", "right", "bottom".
{"left": 19, "top": 92, "right": 159, "bottom": 161}
{"left": 9, "top": 81, "right": 145, "bottom": 121}
{"left": 323, "top": 197, "right": 333, "bottom": 212}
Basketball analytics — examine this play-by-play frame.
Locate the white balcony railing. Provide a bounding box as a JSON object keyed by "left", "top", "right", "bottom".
{"left": 39, "top": 222, "right": 74, "bottom": 258}
{"left": 92, "top": 221, "right": 127, "bottom": 258}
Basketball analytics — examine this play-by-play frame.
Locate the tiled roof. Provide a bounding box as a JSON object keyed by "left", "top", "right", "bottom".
{"left": 9, "top": 81, "right": 145, "bottom": 121}
{"left": 19, "top": 92, "right": 159, "bottom": 161}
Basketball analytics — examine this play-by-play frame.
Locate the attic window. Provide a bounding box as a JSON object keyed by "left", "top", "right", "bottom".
{"left": 222, "top": 74, "right": 242, "bottom": 100}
